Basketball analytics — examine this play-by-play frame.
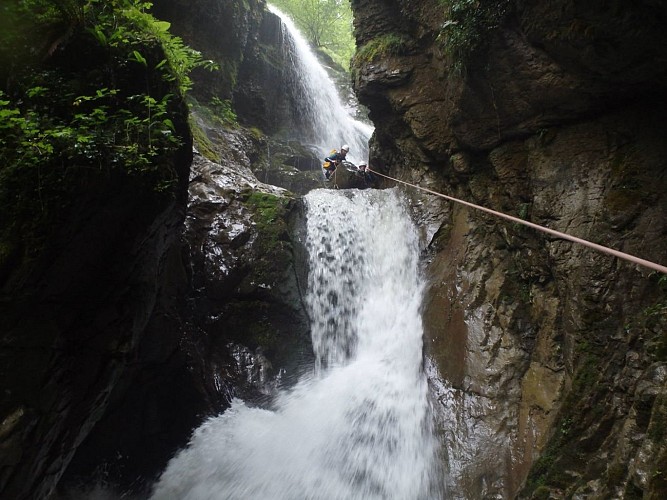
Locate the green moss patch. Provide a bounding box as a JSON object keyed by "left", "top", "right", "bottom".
{"left": 244, "top": 191, "right": 289, "bottom": 233}
{"left": 353, "top": 33, "right": 411, "bottom": 66}
{"left": 188, "top": 113, "right": 218, "bottom": 162}
{"left": 243, "top": 190, "right": 293, "bottom": 273}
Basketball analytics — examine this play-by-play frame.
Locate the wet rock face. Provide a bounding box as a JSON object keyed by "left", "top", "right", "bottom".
{"left": 0, "top": 21, "right": 193, "bottom": 499}
{"left": 233, "top": 11, "right": 302, "bottom": 136}
{"left": 258, "top": 142, "right": 325, "bottom": 195}
{"left": 152, "top": 0, "right": 265, "bottom": 101}
{"left": 184, "top": 149, "right": 312, "bottom": 380}
{"left": 352, "top": 0, "right": 667, "bottom": 497}
{"left": 516, "top": 0, "right": 667, "bottom": 89}
{"left": 61, "top": 130, "right": 313, "bottom": 494}
{"left": 423, "top": 109, "right": 667, "bottom": 498}
{"left": 353, "top": 0, "right": 667, "bottom": 156}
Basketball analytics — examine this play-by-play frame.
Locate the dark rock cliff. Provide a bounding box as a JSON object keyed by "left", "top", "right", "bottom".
{"left": 2, "top": 0, "right": 313, "bottom": 497}
{"left": 0, "top": 23, "right": 192, "bottom": 500}
{"left": 61, "top": 133, "right": 312, "bottom": 497}
{"left": 151, "top": 0, "right": 265, "bottom": 103}
{"left": 352, "top": 0, "right": 667, "bottom": 498}
{"left": 59, "top": 1, "right": 314, "bottom": 495}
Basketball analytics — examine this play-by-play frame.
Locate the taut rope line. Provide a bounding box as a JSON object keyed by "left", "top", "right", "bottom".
{"left": 368, "top": 168, "right": 667, "bottom": 275}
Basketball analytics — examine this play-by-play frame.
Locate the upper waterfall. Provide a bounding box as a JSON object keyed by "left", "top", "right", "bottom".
{"left": 267, "top": 4, "right": 373, "bottom": 165}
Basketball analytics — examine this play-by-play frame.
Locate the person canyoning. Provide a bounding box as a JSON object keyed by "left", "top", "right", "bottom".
{"left": 357, "top": 163, "right": 377, "bottom": 185}
{"left": 323, "top": 144, "right": 349, "bottom": 179}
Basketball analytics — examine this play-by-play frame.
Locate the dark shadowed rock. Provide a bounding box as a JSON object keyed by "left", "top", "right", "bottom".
{"left": 152, "top": 0, "right": 265, "bottom": 102}
{"left": 60, "top": 140, "right": 313, "bottom": 495}
{"left": 0, "top": 37, "right": 192, "bottom": 500}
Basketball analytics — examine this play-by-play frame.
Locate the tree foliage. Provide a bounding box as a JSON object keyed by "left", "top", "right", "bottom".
{"left": 269, "top": 0, "right": 355, "bottom": 69}
{"left": 0, "top": 0, "right": 213, "bottom": 275}
{"left": 0, "top": 0, "right": 209, "bottom": 177}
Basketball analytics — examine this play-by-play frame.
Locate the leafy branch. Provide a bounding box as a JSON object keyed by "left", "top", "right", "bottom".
{"left": 0, "top": 0, "right": 217, "bottom": 273}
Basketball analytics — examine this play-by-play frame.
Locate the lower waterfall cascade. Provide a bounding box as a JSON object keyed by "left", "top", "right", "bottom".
{"left": 150, "top": 188, "right": 444, "bottom": 499}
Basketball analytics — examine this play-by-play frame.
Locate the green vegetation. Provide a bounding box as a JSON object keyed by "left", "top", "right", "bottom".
{"left": 522, "top": 344, "right": 603, "bottom": 496}
{"left": 244, "top": 191, "right": 289, "bottom": 241}
{"left": 0, "top": 0, "right": 215, "bottom": 278}
{"left": 269, "top": 0, "right": 355, "bottom": 69}
{"left": 532, "top": 486, "right": 552, "bottom": 500}
{"left": 188, "top": 113, "right": 218, "bottom": 162}
{"left": 0, "top": 0, "right": 212, "bottom": 176}
{"left": 244, "top": 190, "right": 292, "bottom": 261}
{"left": 436, "top": 0, "right": 512, "bottom": 74}
{"left": 210, "top": 97, "right": 238, "bottom": 126}
{"left": 186, "top": 95, "right": 243, "bottom": 162}
{"left": 353, "top": 33, "right": 411, "bottom": 65}
{"left": 242, "top": 190, "right": 294, "bottom": 306}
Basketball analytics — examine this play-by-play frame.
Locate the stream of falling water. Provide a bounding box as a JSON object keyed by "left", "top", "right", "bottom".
{"left": 150, "top": 188, "right": 443, "bottom": 499}
{"left": 267, "top": 4, "right": 373, "bottom": 165}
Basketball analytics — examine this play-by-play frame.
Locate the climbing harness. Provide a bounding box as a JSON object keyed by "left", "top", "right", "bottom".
{"left": 368, "top": 168, "right": 667, "bottom": 275}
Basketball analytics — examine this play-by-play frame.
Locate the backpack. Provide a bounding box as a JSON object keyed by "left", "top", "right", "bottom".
{"left": 323, "top": 149, "right": 338, "bottom": 170}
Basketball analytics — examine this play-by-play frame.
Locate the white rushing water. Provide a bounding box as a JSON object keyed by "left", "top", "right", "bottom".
{"left": 268, "top": 4, "right": 373, "bottom": 165}
{"left": 150, "top": 189, "right": 442, "bottom": 499}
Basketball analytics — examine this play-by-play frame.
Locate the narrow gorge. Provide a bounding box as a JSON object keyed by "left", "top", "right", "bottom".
{"left": 0, "top": 1, "right": 666, "bottom": 499}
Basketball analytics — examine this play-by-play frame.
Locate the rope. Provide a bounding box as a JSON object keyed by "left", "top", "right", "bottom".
{"left": 368, "top": 168, "right": 667, "bottom": 275}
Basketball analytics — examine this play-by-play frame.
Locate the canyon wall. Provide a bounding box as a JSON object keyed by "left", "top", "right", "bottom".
{"left": 2, "top": 1, "right": 313, "bottom": 497}
{"left": 0, "top": 26, "right": 193, "bottom": 499}
{"left": 351, "top": 0, "right": 667, "bottom": 497}
{"left": 3, "top": 1, "right": 666, "bottom": 498}
{"left": 62, "top": 0, "right": 315, "bottom": 495}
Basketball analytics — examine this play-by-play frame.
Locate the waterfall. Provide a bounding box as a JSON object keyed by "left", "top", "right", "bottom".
{"left": 268, "top": 4, "right": 373, "bottom": 165}
{"left": 150, "top": 189, "right": 443, "bottom": 499}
